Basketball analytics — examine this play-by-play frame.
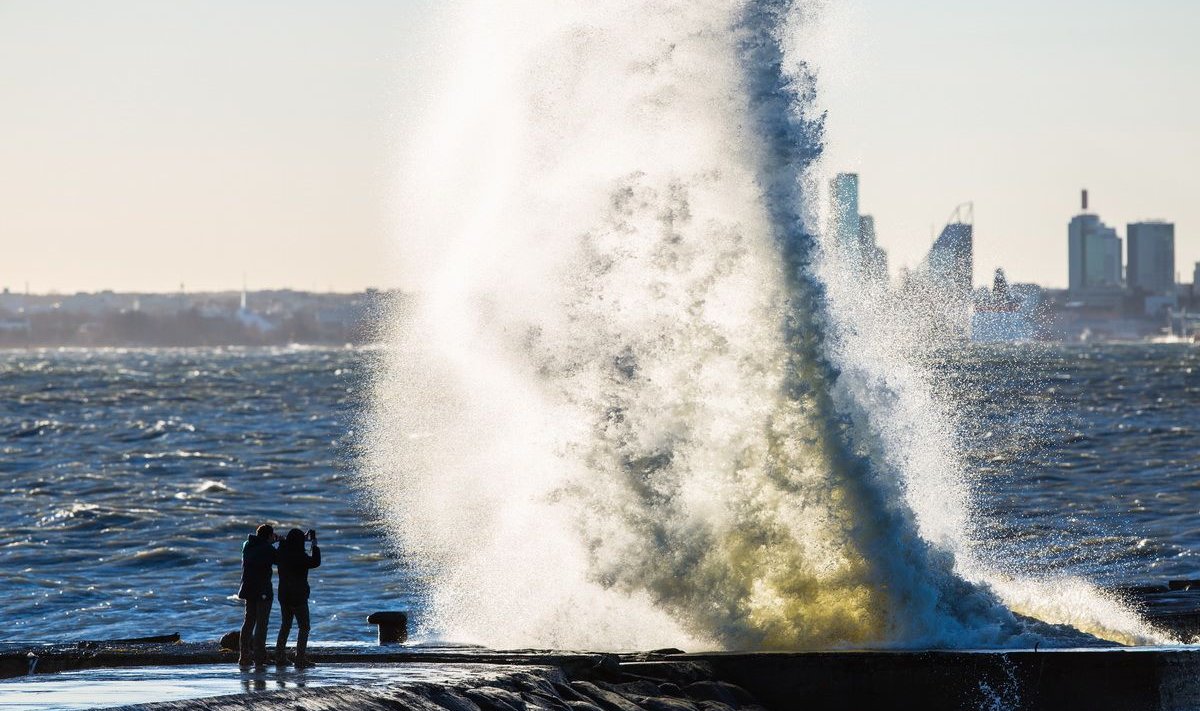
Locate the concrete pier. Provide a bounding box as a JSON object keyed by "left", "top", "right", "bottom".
{"left": 5, "top": 642, "right": 1200, "bottom": 710}
{"left": 656, "top": 649, "right": 1200, "bottom": 711}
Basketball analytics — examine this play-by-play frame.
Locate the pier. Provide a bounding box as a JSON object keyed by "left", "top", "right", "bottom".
{"left": 5, "top": 641, "right": 1200, "bottom": 710}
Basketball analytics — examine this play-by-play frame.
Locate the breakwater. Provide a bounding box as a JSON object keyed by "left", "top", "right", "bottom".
{"left": 7, "top": 643, "right": 1200, "bottom": 710}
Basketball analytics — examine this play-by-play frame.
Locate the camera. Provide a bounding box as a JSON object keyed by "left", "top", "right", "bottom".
{"left": 307, "top": 529, "right": 317, "bottom": 542}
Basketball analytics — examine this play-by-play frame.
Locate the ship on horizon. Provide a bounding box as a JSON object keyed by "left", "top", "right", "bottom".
{"left": 971, "top": 268, "right": 1038, "bottom": 343}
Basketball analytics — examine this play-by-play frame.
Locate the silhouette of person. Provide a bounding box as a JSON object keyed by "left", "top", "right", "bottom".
{"left": 275, "top": 528, "right": 321, "bottom": 668}
{"left": 237, "top": 523, "right": 278, "bottom": 670}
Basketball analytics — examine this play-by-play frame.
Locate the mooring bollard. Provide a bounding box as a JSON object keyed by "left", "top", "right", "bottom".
{"left": 366, "top": 611, "right": 408, "bottom": 645}
{"left": 219, "top": 630, "right": 241, "bottom": 652}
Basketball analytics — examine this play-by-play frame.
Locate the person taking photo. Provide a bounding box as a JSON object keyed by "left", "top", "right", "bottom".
{"left": 275, "top": 528, "right": 321, "bottom": 668}
{"left": 237, "top": 523, "right": 278, "bottom": 670}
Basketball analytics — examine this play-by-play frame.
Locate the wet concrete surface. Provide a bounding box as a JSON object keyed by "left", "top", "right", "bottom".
{"left": 5, "top": 645, "right": 1200, "bottom": 710}
{"left": 0, "top": 662, "right": 526, "bottom": 710}
{"left": 0, "top": 641, "right": 612, "bottom": 681}
{"left": 8, "top": 600, "right": 1200, "bottom": 711}
{"left": 0, "top": 654, "right": 767, "bottom": 711}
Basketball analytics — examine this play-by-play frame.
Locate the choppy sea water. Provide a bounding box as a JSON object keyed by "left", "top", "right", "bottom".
{"left": 946, "top": 344, "right": 1200, "bottom": 585}
{"left": 0, "top": 347, "right": 406, "bottom": 644}
{"left": 0, "top": 344, "right": 1196, "bottom": 644}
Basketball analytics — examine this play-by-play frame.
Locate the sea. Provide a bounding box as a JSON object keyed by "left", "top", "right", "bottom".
{"left": 0, "top": 347, "right": 405, "bottom": 644}
{"left": 0, "top": 344, "right": 1196, "bottom": 645}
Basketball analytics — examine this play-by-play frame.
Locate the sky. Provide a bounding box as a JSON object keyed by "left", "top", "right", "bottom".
{"left": 0, "top": 1, "right": 429, "bottom": 293}
{"left": 819, "top": 0, "right": 1200, "bottom": 288}
{"left": 0, "top": 1, "right": 1196, "bottom": 292}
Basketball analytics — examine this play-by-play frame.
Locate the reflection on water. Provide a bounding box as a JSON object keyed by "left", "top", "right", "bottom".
{"left": 0, "top": 662, "right": 519, "bottom": 710}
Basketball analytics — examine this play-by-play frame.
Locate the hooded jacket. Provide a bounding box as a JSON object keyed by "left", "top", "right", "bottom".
{"left": 237, "top": 533, "right": 277, "bottom": 601}
{"left": 276, "top": 530, "right": 321, "bottom": 606}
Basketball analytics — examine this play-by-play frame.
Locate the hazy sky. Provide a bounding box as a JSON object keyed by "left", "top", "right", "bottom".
{"left": 0, "top": 1, "right": 427, "bottom": 293}
{"left": 1, "top": 1, "right": 1196, "bottom": 291}
{"left": 820, "top": 0, "right": 1200, "bottom": 287}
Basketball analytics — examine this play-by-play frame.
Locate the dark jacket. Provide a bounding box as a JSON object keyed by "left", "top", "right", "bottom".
{"left": 237, "top": 533, "right": 277, "bottom": 601}
{"left": 276, "top": 535, "right": 320, "bottom": 606}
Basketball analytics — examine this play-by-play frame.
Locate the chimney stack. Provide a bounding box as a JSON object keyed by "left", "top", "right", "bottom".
{"left": 1082, "top": 189, "right": 1089, "bottom": 212}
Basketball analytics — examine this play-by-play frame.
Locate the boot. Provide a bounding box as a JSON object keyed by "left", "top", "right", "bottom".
{"left": 274, "top": 648, "right": 289, "bottom": 668}
{"left": 293, "top": 656, "right": 316, "bottom": 669}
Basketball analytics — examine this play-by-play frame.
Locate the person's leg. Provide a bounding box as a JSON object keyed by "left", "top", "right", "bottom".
{"left": 275, "top": 604, "right": 294, "bottom": 665}
{"left": 238, "top": 599, "right": 257, "bottom": 667}
{"left": 252, "top": 597, "right": 271, "bottom": 666}
{"left": 295, "top": 602, "right": 311, "bottom": 665}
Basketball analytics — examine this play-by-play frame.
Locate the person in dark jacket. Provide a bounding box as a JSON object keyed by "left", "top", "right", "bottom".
{"left": 274, "top": 528, "right": 321, "bottom": 668}
{"left": 237, "top": 524, "right": 278, "bottom": 669}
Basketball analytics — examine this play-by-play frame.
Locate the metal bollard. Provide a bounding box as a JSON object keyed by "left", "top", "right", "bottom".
{"left": 366, "top": 611, "right": 408, "bottom": 645}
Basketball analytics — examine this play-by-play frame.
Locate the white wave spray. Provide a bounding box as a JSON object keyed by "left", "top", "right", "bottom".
{"left": 362, "top": 0, "right": 1168, "bottom": 650}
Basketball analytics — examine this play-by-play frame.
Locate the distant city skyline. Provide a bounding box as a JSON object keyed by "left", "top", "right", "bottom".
{"left": 818, "top": 0, "right": 1199, "bottom": 289}
{"left": 2, "top": 1, "right": 1197, "bottom": 291}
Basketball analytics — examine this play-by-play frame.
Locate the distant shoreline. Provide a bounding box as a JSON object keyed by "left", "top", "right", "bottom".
{"left": 0, "top": 289, "right": 410, "bottom": 348}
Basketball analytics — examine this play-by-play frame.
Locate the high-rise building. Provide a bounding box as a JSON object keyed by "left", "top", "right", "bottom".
{"left": 923, "top": 204, "right": 974, "bottom": 301}
{"left": 1067, "top": 191, "right": 1122, "bottom": 303}
{"left": 904, "top": 203, "right": 974, "bottom": 339}
{"left": 857, "top": 215, "right": 888, "bottom": 285}
{"left": 828, "top": 173, "right": 889, "bottom": 286}
{"left": 1068, "top": 214, "right": 1122, "bottom": 291}
{"left": 1126, "top": 221, "right": 1175, "bottom": 295}
{"left": 829, "top": 173, "right": 861, "bottom": 252}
